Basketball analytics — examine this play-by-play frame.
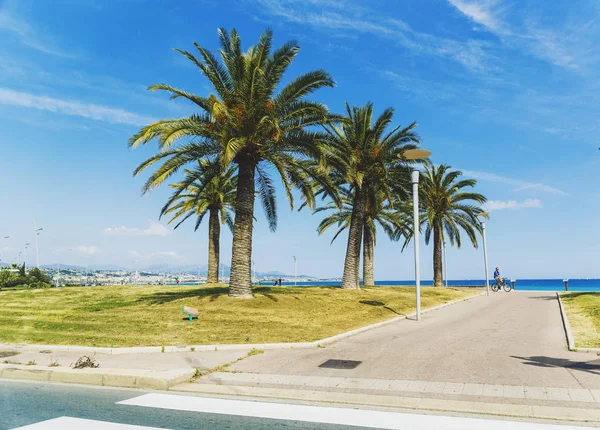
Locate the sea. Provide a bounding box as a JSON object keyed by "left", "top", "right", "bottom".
{"left": 267, "top": 279, "right": 600, "bottom": 291}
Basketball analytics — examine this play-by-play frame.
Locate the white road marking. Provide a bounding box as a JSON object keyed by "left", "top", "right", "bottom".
{"left": 12, "top": 416, "right": 164, "bottom": 430}
{"left": 119, "top": 393, "right": 589, "bottom": 429}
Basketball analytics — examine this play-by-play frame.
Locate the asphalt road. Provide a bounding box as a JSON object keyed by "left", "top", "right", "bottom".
{"left": 229, "top": 292, "right": 600, "bottom": 389}
{"left": 0, "top": 381, "right": 362, "bottom": 430}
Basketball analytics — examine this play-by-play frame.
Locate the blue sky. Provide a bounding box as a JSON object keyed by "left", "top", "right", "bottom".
{"left": 0, "top": 0, "right": 599, "bottom": 279}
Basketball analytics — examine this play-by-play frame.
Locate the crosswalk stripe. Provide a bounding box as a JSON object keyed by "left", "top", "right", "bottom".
{"left": 119, "top": 393, "right": 590, "bottom": 430}
{"left": 11, "top": 416, "right": 164, "bottom": 430}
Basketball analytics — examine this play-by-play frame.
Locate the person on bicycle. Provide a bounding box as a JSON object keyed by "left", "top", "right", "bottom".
{"left": 494, "top": 267, "right": 502, "bottom": 286}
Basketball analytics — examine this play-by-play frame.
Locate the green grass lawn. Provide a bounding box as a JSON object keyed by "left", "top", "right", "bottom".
{"left": 0, "top": 285, "right": 481, "bottom": 347}
{"left": 561, "top": 292, "right": 600, "bottom": 348}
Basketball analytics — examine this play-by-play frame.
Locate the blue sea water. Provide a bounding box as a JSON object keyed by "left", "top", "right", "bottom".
{"left": 272, "top": 279, "right": 600, "bottom": 291}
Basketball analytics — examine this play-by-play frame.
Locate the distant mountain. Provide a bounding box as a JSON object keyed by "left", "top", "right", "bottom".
{"left": 40, "top": 264, "right": 86, "bottom": 271}
{"left": 90, "top": 264, "right": 130, "bottom": 271}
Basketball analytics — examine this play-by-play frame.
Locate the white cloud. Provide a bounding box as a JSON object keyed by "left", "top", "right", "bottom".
{"left": 484, "top": 199, "right": 542, "bottom": 211}
{"left": 461, "top": 169, "right": 566, "bottom": 196}
{"left": 128, "top": 250, "right": 184, "bottom": 261}
{"left": 152, "top": 251, "right": 178, "bottom": 257}
{"left": 0, "top": 8, "right": 71, "bottom": 57}
{"left": 254, "top": 0, "right": 494, "bottom": 72}
{"left": 104, "top": 221, "right": 170, "bottom": 237}
{"left": 447, "top": 0, "right": 507, "bottom": 34}
{"left": 74, "top": 245, "right": 101, "bottom": 256}
{"left": 0, "top": 88, "right": 156, "bottom": 126}
{"left": 447, "top": 0, "right": 600, "bottom": 71}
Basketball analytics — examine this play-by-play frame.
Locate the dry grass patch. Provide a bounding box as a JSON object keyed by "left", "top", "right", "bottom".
{"left": 0, "top": 285, "right": 481, "bottom": 347}
{"left": 561, "top": 292, "right": 600, "bottom": 348}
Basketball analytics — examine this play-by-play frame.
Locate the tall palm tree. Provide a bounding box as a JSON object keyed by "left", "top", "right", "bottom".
{"left": 321, "top": 102, "right": 420, "bottom": 289}
{"left": 129, "top": 28, "right": 336, "bottom": 298}
{"left": 315, "top": 187, "right": 411, "bottom": 286}
{"left": 160, "top": 162, "right": 236, "bottom": 283}
{"left": 419, "top": 164, "right": 487, "bottom": 287}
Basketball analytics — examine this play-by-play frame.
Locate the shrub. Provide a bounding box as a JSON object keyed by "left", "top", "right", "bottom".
{"left": 28, "top": 268, "right": 51, "bottom": 284}
{"left": 0, "top": 268, "right": 52, "bottom": 289}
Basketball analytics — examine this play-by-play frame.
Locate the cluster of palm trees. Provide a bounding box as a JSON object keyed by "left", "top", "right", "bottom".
{"left": 130, "top": 28, "right": 487, "bottom": 298}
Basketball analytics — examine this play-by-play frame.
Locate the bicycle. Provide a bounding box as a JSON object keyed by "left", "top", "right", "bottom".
{"left": 491, "top": 278, "right": 512, "bottom": 292}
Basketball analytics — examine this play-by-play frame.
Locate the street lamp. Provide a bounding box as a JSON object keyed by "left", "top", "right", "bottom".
{"left": 23, "top": 243, "right": 30, "bottom": 271}
{"left": 400, "top": 148, "right": 432, "bottom": 321}
{"left": 443, "top": 241, "right": 448, "bottom": 288}
{"left": 33, "top": 221, "right": 43, "bottom": 268}
{"left": 477, "top": 213, "right": 491, "bottom": 296}
{"left": 252, "top": 260, "right": 256, "bottom": 284}
{"left": 293, "top": 256, "right": 297, "bottom": 286}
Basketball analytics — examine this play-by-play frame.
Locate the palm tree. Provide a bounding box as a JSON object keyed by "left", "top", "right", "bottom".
{"left": 129, "top": 28, "right": 335, "bottom": 298}
{"left": 320, "top": 102, "right": 420, "bottom": 289}
{"left": 160, "top": 162, "right": 236, "bottom": 284}
{"left": 315, "top": 187, "right": 411, "bottom": 286}
{"left": 419, "top": 164, "right": 487, "bottom": 287}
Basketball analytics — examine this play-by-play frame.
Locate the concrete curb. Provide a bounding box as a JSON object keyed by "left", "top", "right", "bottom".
{"left": 170, "top": 383, "right": 600, "bottom": 424}
{"left": 1, "top": 291, "right": 486, "bottom": 355}
{"left": 556, "top": 292, "right": 600, "bottom": 354}
{"left": 0, "top": 363, "right": 195, "bottom": 390}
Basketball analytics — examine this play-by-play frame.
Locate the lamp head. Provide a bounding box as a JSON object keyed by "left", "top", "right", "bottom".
{"left": 399, "top": 149, "right": 432, "bottom": 161}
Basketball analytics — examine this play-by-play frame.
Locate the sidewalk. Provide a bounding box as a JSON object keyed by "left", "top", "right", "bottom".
{"left": 0, "top": 348, "right": 252, "bottom": 389}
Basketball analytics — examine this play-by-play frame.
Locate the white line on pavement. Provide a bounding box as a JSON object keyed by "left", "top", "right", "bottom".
{"left": 11, "top": 416, "right": 164, "bottom": 430}
{"left": 118, "top": 393, "right": 589, "bottom": 430}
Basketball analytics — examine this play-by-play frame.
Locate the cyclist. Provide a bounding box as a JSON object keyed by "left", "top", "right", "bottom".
{"left": 493, "top": 267, "right": 502, "bottom": 286}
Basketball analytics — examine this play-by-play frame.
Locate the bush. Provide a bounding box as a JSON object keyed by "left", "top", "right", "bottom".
{"left": 28, "top": 268, "right": 51, "bottom": 284}
{"left": 0, "top": 268, "right": 53, "bottom": 290}
{"left": 0, "top": 269, "right": 18, "bottom": 287}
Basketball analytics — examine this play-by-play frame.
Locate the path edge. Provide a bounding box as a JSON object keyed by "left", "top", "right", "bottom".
{"left": 556, "top": 292, "right": 600, "bottom": 354}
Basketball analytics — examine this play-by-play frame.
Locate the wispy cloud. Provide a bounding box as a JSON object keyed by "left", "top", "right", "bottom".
{"left": 74, "top": 246, "right": 101, "bottom": 256}
{"left": 447, "top": 0, "right": 600, "bottom": 72}
{"left": 0, "top": 88, "right": 155, "bottom": 126}
{"left": 253, "top": 0, "right": 495, "bottom": 72}
{"left": 462, "top": 169, "right": 566, "bottom": 196}
{"left": 53, "top": 245, "right": 101, "bottom": 255}
{"left": 447, "top": 0, "right": 508, "bottom": 34}
{"left": 128, "top": 250, "right": 184, "bottom": 261}
{"left": 484, "top": 198, "right": 542, "bottom": 211}
{"left": 0, "top": 7, "right": 71, "bottom": 57}
{"left": 105, "top": 221, "right": 170, "bottom": 237}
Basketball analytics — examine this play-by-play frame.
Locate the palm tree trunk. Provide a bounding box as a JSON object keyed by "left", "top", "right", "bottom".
{"left": 433, "top": 225, "right": 443, "bottom": 287}
{"left": 229, "top": 157, "right": 255, "bottom": 298}
{"left": 341, "top": 187, "right": 366, "bottom": 290}
{"left": 363, "top": 224, "right": 375, "bottom": 286}
{"left": 206, "top": 208, "right": 220, "bottom": 284}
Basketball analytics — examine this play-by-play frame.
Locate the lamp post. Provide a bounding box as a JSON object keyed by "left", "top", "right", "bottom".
{"left": 477, "top": 213, "right": 491, "bottom": 296}
{"left": 443, "top": 241, "right": 448, "bottom": 288}
{"left": 23, "top": 243, "right": 30, "bottom": 271}
{"left": 33, "top": 220, "right": 43, "bottom": 268}
{"left": 400, "top": 148, "right": 432, "bottom": 321}
{"left": 252, "top": 260, "right": 256, "bottom": 284}
{"left": 293, "top": 256, "right": 297, "bottom": 286}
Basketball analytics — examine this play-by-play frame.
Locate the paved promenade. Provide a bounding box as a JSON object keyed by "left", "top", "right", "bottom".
{"left": 223, "top": 292, "right": 600, "bottom": 389}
